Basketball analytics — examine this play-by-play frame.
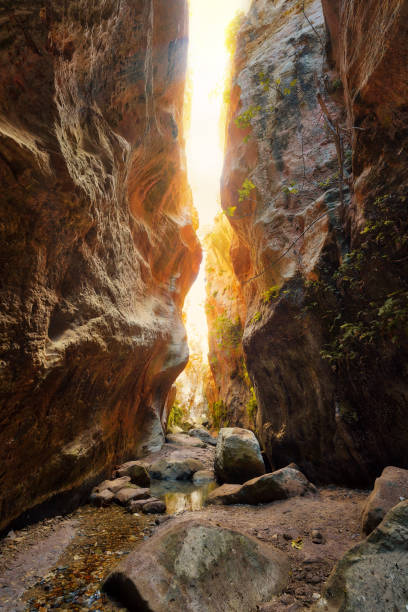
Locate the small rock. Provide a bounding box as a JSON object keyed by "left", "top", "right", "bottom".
{"left": 311, "top": 529, "right": 325, "bottom": 544}
{"left": 189, "top": 428, "right": 217, "bottom": 446}
{"left": 115, "top": 487, "right": 151, "bottom": 506}
{"left": 154, "top": 515, "right": 171, "bottom": 525}
{"left": 128, "top": 497, "right": 160, "bottom": 513}
{"left": 90, "top": 489, "right": 115, "bottom": 507}
{"left": 93, "top": 476, "right": 131, "bottom": 494}
{"left": 142, "top": 500, "right": 166, "bottom": 514}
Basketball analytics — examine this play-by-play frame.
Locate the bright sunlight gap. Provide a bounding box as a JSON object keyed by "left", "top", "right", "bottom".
{"left": 176, "top": 0, "right": 249, "bottom": 419}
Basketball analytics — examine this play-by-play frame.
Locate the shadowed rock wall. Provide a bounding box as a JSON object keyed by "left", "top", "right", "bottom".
{"left": 220, "top": 0, "right": 408, "bottom": 485}
{"left": 0, "top": 0, "right": 201, "bottom": 531}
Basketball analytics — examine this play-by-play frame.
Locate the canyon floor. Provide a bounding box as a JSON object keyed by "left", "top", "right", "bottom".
{"left": 0, "top": 437, "right": 368, "bottom": 611}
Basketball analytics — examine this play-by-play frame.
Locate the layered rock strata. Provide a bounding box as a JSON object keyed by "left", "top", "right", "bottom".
{"left": 0, "top": 0, "right": 201, "bottom": 531}
{"left": 220, "top": 0, "right": 408, "bottom": 484}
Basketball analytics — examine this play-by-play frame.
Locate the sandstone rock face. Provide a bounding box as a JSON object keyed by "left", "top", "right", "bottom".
{"left": 102, "top": 519, "right": 289, "bottom": 611}
{"left": 314, "top": 501, "right": 408, "bottom": 611}
{"left": 361, "top": 466, "right": 408, "bottom": 535}
{"left": 220, "top": 0, "right": 408, "bottom": 484}
{"left": 0, "top": 0, "right": 201, "bottom": 531}
{"left": 204, "top": 215, "right": 253, "bottom": 430}
{"left": 214, "top": 427, "right": 265, "bottom": 484}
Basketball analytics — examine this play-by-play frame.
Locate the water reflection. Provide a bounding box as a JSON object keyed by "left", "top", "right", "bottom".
{"left": 150, "top": 479, "right": 217, "bottom": 514}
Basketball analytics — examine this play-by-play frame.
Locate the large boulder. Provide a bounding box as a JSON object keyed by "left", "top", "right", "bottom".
{"left": 149, "top": 455, "right": 204, "bottom": 481}
{"left": 214, "top": 428, "right": 265, "bottom": 484}
{"left": 189, "top": 428, "right": 217, "bottom": 446}
{"left": 103, "top": 519, "right": 289, "bottom": 611}
{"left": 361, "top": 466, "right": 408, "bottom": 535}
{"left": 208, "top": 467, "right": 316, "bottom": 506}
{"left": 115, "top": 461, "right": 151, "bottom": 487}
{"left": 314, "top": 500, "right": 408, "bottom": 611}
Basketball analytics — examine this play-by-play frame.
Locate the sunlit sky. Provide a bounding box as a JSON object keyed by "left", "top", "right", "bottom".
{"left": 183, "top": 0, "right": 249, "bottom": 359}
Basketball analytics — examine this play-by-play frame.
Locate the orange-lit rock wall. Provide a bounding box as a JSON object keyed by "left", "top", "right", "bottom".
{"left": 221, "top": 0, "right": 408, "bottom": 484}
{"left": 204, "top": 215, "right": 253, "bottom": 430}
{"left": 0, "top": 0, "right": 201, "bottom": 531}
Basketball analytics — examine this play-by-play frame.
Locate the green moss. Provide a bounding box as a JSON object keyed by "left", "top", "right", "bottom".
{"left": 167, "top": 400, "right": 186, "bottom": 430}
{"left": 210, "top": 400, "right": 229, "bottom": 430}
{"left": 246, "top": 387, "right": 257, "bottom": 424}
{"left": 213, "top": 314, "right": 242, "bottom": 350}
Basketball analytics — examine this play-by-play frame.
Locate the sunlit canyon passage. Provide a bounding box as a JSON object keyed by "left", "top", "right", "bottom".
{"left": 175, "top": 0, "right": 249, "bottom": 424}
{"left": 0, "top": 0, "right": 408, "bottom": 610}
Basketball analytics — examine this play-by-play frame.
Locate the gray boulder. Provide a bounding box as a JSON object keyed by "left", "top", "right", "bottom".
{"left": 214, "top": 427, "right": 265, "bottom": 484}
{"left": 149, "top": 455, "right": 204, "bottom": 481}
{"left": 189, "top": 428, "right": 217, "bottom": 446}
{"left": 142, "top": 500, "right": 166, "bottom": 514}
{"left": 314, "top": 500, "right": 408, "bottom": 611}
{"left": 208, "top": 467, "right": 315, "bottom": 506}
{"left": 361, "top": 465, "right": 408, "bottom": 535}
{"left": 103, "top": 519, "right": 289, "bottom": 611}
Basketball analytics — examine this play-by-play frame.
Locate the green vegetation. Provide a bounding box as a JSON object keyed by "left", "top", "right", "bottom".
{"left": 251, "top": 311, "right": 262, "bottom": 324}
{"left": 234, "top": 105, "right": 261, "bottom": 129}
{"left": 238, "top": 178, "right": 256, "bottom": 202}
{"left": 225, "top": 11, "right": 245, "bottom": 56}
{"left": 246, "top": 386, "right": 258, "bottom": 423}
{"left": 210, "top": 400, "right": 229, "bottom": 429}
{"left": 167, "top": 400, "right": 187, "bottom": 430}
{"left": 262, "top": 285, "right": 280, "bottom": 303}
{"left": 303, "top": 194, "right": 408, "bottom": 370}
{"left": 214, "top": 314, "right": 242, "bottom": 349}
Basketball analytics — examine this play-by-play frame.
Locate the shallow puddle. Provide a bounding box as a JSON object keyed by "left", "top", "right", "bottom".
{"left": 150, "top": 479, "right": 217, "bottom": 514}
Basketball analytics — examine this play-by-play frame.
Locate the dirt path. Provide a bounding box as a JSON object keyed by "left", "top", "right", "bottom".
{"left": 0, "top": 437, "right": 368, "bottom": 611}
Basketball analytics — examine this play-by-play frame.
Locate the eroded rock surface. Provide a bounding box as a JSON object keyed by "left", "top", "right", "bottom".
{"left": 314, "top": 500, "right": 408, "bottom": 612}
{"left": 102, "top": 519, "right": 289, "bottom": 612}
{"left": 219, "top": 0, "right": 408, "bottom": 484}
{"left": 0, "top": 0, "right": 201, "bottom": 531}
{"left": 361, "top": 466, "right": 408, "bottom": 535}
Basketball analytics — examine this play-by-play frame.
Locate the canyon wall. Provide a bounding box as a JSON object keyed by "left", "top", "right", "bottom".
{"left": 220, "top": 0, "right": 408, "bottom": 485}
{"left": 204, "top": 214, "right": 253, "bottom": 430}
{"left": 0, "top": 0, "right": 201, "bottom": 531}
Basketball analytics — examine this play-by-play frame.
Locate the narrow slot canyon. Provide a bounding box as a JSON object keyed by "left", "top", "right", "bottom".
{"left": 0, "top": 1, "right": 407, "bottom": 611}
